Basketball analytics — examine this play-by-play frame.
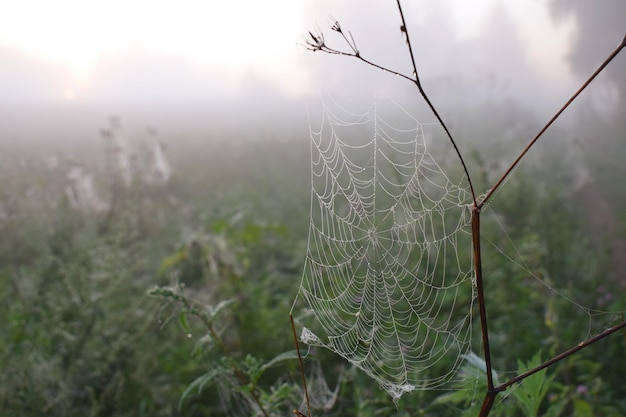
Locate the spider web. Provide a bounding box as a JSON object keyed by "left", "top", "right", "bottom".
{"left": 294, "top": 93, "right": 476, "bottom": 400}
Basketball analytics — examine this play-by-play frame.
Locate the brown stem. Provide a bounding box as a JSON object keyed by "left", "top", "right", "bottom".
{"left": 496, "top": 320, "right": 626, "bottom": 392}
{"left": 291, "top": 314, "right": 313, "bottom": 417}
{"left": 307, "top": 2, "right": 478, "bottom": 204}
{"left": 307, "top": 4, "right": 626, "bottom": 414}
{"left": 478, "top": 391, "right": 498, "bottom": 417}
{"left": 473, "top": 204, "right": 499, "bottom": 417}
{"left": 477, "top": 320, "right": 626, "bottom": 417}
{"left": 395, "top": 0, "right": 477, "bottom": 204}
{"left": 472, "top": 207, "right": 495, "bottom": 390}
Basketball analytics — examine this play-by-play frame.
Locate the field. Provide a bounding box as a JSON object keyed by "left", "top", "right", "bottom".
{"left": 1, "top": 100, "right": 625, "bottom": 417}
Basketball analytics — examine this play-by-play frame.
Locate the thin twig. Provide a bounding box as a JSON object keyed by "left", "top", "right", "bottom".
{"left": 291, "top": 314, "right": 313, "bottom": 417}
{"left": 305, "top": 3, "right": 626, "bottom": 415}
{"left": 479, "top": 34, "right": 626, "bottom": 209}
{"left": 475, "top": 33, "right": 626, "bottom": 417}
{"left": 394, "top": 0, "right": 476, "bottom": 204}
{"left": 498, "top": 320, "right": 626, "bottom": 393}
{"left": 477, "top": 320, "right": 626, "bottom": 417}
{"left": 305, "top": 6, "right": 477, "bottom": 204}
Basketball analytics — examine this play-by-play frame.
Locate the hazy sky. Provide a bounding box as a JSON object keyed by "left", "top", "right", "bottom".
{"left": 0, "top": 0, "right": 577, "bottom": 105}
{"left": 0, "top": 0, "right": 307, "bottom": 102}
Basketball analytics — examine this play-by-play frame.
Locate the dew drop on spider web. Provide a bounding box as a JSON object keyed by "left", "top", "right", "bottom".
{"left": 294, "top": 93, "right": 475, "bottom": 399}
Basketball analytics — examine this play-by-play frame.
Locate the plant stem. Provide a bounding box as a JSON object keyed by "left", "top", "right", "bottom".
{"left": 291, "top": 314, "right": 313, "bottom": 417}
{"left": 395, "top": 0, "right": 476, "bottom": 204}
{"left": 479, "top": 34, "right": 626, "bottom": 209}
{"left": 172, "top": 291, "right": 271, "bottom": 417}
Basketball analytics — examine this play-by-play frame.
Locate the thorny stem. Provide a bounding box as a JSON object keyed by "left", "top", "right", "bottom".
{"left": 479, "top": 33, "right": 626, "bottom": 209}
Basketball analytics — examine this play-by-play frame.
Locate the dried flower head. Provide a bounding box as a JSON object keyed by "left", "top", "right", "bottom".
{"left": 306, "top": 31, "right": 325, "bottom": 51}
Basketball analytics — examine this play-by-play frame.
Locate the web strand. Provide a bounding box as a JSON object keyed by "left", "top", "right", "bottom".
{"left": 295, "top": 94, "right": 476, "bottom": 399}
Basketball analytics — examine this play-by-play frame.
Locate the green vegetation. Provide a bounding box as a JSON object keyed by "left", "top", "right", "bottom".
{"left": 0, "top": 108, "right": 624, "bottom": 416}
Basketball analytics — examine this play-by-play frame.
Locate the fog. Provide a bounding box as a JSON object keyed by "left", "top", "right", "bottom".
{"left": 0, "top": 0, "right": 623, "bottom": 173}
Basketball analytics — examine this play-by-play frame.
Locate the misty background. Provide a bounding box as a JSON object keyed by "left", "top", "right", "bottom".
{"left": 2, "top": 0, "right": 625, "bottom": 271}
{"left": 1, "top": 0, "right": 623, "bottom": 141}
{"left": 3, "top": 0, "right": 625, "bottom": 229}
{"left": 1, "top": 0, "right": 625, "bottom": 271}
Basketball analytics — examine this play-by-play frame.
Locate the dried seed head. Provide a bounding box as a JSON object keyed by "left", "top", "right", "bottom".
{"left": 306, "top": 31, "right": 325, "bottom": 51}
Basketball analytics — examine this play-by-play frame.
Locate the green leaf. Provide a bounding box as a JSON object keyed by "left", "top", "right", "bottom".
{"left": 573, "top": 399, "right": 593, "bottom": 417}
{"left": 260, "top": 350, "right": 300, "bottom": 371}
{"left": 178, "top": 368, "right": 222, "bottom": 411}
{"left": 178, "top": 312, "right": 192, "bottom": 335}
{"left": 206, "top": 299, "right": 235, "bottom": 323}
{"left": 158, "top": 249, "right": 187, "bottom": 275}
{"left": 245, "top": 350, "right": 300, "bottom": 386}
{"left": 210, "top": 218, "right": 230, "bottom": 234}
{"left": 191, "top": 334, "right": 213, "bottom": 357}
{"left": 511, "top": 352, "right": 556, "bottom": 417}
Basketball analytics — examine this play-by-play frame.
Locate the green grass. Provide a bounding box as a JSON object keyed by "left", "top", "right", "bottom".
{"left": 0, "top": 115, "right": 624, "bottom": 416}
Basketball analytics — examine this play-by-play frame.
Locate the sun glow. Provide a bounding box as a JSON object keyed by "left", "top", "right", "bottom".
{"left": 63, "top": 88, "right": 75, "bottom": 100}
{"left": 0, "top": 0, "right": 305, "bottom": 93}
{"left": 1, "top": 0, "right": 575, "bottom": 102}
